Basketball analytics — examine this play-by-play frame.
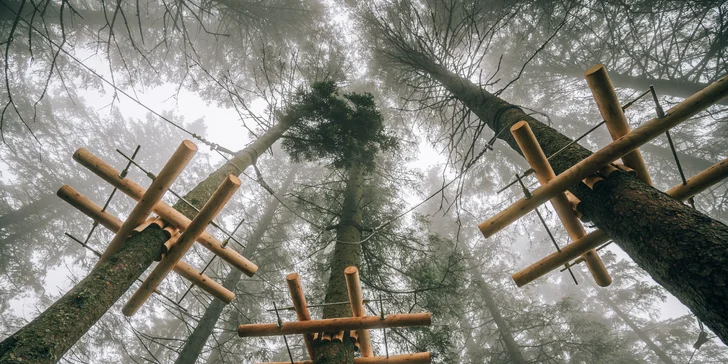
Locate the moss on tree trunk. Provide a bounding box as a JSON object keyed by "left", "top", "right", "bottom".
{"left": 313, "top": 164, "right": 364, "bottom": 364}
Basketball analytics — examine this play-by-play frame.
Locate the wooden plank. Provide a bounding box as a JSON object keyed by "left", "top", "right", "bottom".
{"left": 73, "top": 148, "right": 257, "bottom": 276}
{"left": 345, "top": 266, "right": 374, "bottom": 356}
{"left": 478, "top": 73, "right": 728, "bottom": 238}
{"left": 285, "top": 273, "right": 315, "bottom": 359}
{"left": 123, "top": 175, "right": 241, "bottom": 316}
{"left": 585, "top": 64, "right": 652, "bottom": 185}
{"left": 237, "top": 313, "right": 432, "bottom": 337}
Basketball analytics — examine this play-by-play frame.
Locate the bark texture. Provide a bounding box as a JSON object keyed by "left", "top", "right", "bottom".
{"left": 174, "top": 170, "right": 295, "bottom": 364}
{"left": 0, "top": 226, "right": 168, "bottom": 364}
{"left": 0, "top": 119, "right": 295, "bottom": 362}
{"left": 409, "top": 55, "right": 728, "bottom": 344}
{"left": 313, "top": 164, "right": 364, "bottom": 364}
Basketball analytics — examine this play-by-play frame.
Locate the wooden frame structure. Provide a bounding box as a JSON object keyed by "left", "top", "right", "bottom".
{"left": 57, "top": 140, "right": 256, "bottom": 315}
{"left": 476, "top": 65, "right": 728, "bottom": 288}
{"left": 478, "top": 72, "right": 728, "bottom": 238}
{"left": 242, "top": 267, "right": 432, "bottom": 363}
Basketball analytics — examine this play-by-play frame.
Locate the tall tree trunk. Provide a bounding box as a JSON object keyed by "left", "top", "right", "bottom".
{"left": 404, "top": 54, "right": 728, "bottom": 344}
{"left": 0, "top": 118, "right": 296, "bottom": 363}
{"left": 313, "top": 163, "right": 364, "bottom": 364}
{"left": 473, "top": 277, "right": 527, "bottom": 364}
{"left": 174, "top": 170, "right": 296, "bottom": 364}
{"left": 0, "top": 194, "right": 58, "bottom": 231}
{"left": 541, "top": 64, "right": 728, "bottom": 106}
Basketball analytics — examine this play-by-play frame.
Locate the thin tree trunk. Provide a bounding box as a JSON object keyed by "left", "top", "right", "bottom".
{"left": 405, "top": 54, "right": 728, "bottom": 344}
{"left": 541, "top": 64, "right": 728, "bottom": 106}
{"left": 0, "top": 194, "right": 58, "bottom": 231}
{"left": 313, "top": 163, "right": 364, "bottom": 364}
{"left": 473, "top": 277, "right": 527, "bottom": 364}
{"left": 174, "top": 169, "right": 296, "bottom": 364}
{"left": 0, "top": 119, "right": 295, "bottom": 363}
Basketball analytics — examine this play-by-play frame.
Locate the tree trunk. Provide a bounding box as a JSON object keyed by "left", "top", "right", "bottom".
{"left": 174, "top": 169, "right": 296, "bottom": 364}
{"left": 0, "top": 119, "right": 295, "bottom": 363}
{"left": 0, "top": 194, "right": 58, "bottom": 231}
{"left": 313, "top": 163, "right": 364, "bottom": 364}
{"left": 407, "top": 54, "right": 728, "bottom": 344}
{"left": 473, "top": 277, "right": 527, "bottom": 364}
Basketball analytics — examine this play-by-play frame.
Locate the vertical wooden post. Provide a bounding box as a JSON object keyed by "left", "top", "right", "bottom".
{"left": 344, "top": 266, "right": 374, "bottom": 357}
{"left": 511, "top": 121, "right": 611, "bottom": 287}
{"left": 123, "top": 175, "right": 241, "bottom": 316}
{"left": 585, "top": 64, "right": 652, "bottom": 185}
{"left": 286, "top": 273, "right": 316, "bottom": 359}
{"left": 98, "top": 140, "right": 197, "bottom": 266}
{"left": 73, "top": 148, "right": 258, "bottom": 276}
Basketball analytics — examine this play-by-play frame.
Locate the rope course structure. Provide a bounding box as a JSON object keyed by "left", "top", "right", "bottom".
{"left": 238, "top": 267, "right": 432, "bottom": 364}
{"left": 56, "top": 140, "right": 258, "bottom": 316}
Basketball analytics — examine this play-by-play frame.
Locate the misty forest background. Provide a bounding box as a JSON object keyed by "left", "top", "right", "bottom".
{"left": 1, "top": 0, "right": 728, "bottom": 363}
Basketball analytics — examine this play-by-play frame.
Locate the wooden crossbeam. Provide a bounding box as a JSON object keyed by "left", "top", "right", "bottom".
{"left": 237, "top": 313, "right": 432, "bottom": 337}
{"left": 511, "top": 121, "right": 612, "bottom": 287}
{"left": 285, "top": 273, "right": 315, "bottom": 359}
{"left": 512, "top": 157, "right": 728, "bottom": 286}
{"left": 478, "top": 74, "right": 728, "bottom": 238}
{"left": 345, "top": 266, "right": 374, "bottom": 357}
{"left": 98, "top": 140, "right": 197, "bottom": 267}
{"left": 585, "top": 64, "right": 653, "bottom": 185}
{"left": 259, "top": 352, "right": 432, "bottom": 364}
{"left": 73, "top": 148, "right": 257, "bottom": 276}
{"left": 123, "top": 175, "right": 241, "bottom": 316}
{"left": 56, "top": 185, "right": 234, "bottom": 303}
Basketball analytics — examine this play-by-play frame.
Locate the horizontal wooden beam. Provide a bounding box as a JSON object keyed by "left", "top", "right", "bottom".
{"left": 123, "top": 175, "right": 241, "bottom": 316}
{"left": 258, "top": 352, "right": 431, "bottom": 364}
{"left": 73, "top": 148, "right": 257, "bottom": 276}
{"left": 478, "top": 74, "right": 728, "bottom": 238}
{"left": 285, "top": 272, "right": 315, "bottom": 359}
{"left": 345, "top": 266, "right": 374, "bottom": 356}
{"left": 585, "top": 64, "right": 652, "bottom": 185}
{"left": 56, "top": 185, "right": 234, "bottom": 303}
{"left": 237, "top": 313, "right": 432, "bottom": 337}
{"left": 666, "top": 157, "right": 728, "bottom": 201}
{"left": 512, "top": 157, "right": 728, "bottom": 286}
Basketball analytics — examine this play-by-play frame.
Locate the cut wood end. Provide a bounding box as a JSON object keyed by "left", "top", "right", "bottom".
{"left": 226, "top": 174, "right": 242, "bottom": 186}
{"left": 243, "top": 262, "right": 259, "bottom": 277}
{"left": 344, "top": 266, "right": 358, "bottom": 275}
{"left": 509, "top": 120, "right": 529, "bottom": 133}
{"left": 57, "top": 185, "right": 74, "bottom": 198}
{"left": 584, "top": 64, "right": 606, "bottom": 77}
{"left": 181, "top": 139, "right": 199, "bottom": 151}
{"left": 285, "top": 272, "right": 299, "bottom": 281}
{"left": 72, "top": 148, "right": 90, "bottom": 161}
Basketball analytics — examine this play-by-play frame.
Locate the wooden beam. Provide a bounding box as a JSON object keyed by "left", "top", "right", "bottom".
{"left": 73, "top": 148, "right": 257, "bottom": 276}
{"left": 123, "top": 175, "right": 241, "bottom": 316}
{"left": 56, "top": 185, "right": 234, "bottom": 303}
{"left": 57, "top": 185, "right": 124, "bottom": 232}
{"left": 478, "top": 73, "right": 728, "bottom": 238}
{"left": 258, "top": 352, "right": 431, "bottom": 364}
{"left": 98, "top": 140, "right": 197, "bottom": 266}
{"left": 345, "top": 266, "right": 374, "bottom": 356}
{"left": 585, "top": 64, "right": 652, "bottom": 185}
{"left": 285, "top": 273, "right": 315, "bottom": 359}
{"left": 237, "top": 313, "right": 432, "bottom": 337}
{"left": 512, "top": 157, "right": 728, "bottom": 286}
{"left": 511, "top": 121, "right": 611, "bottom": 287}
{"left": 666, "top": 157, "right": 728, "bottom": 201}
